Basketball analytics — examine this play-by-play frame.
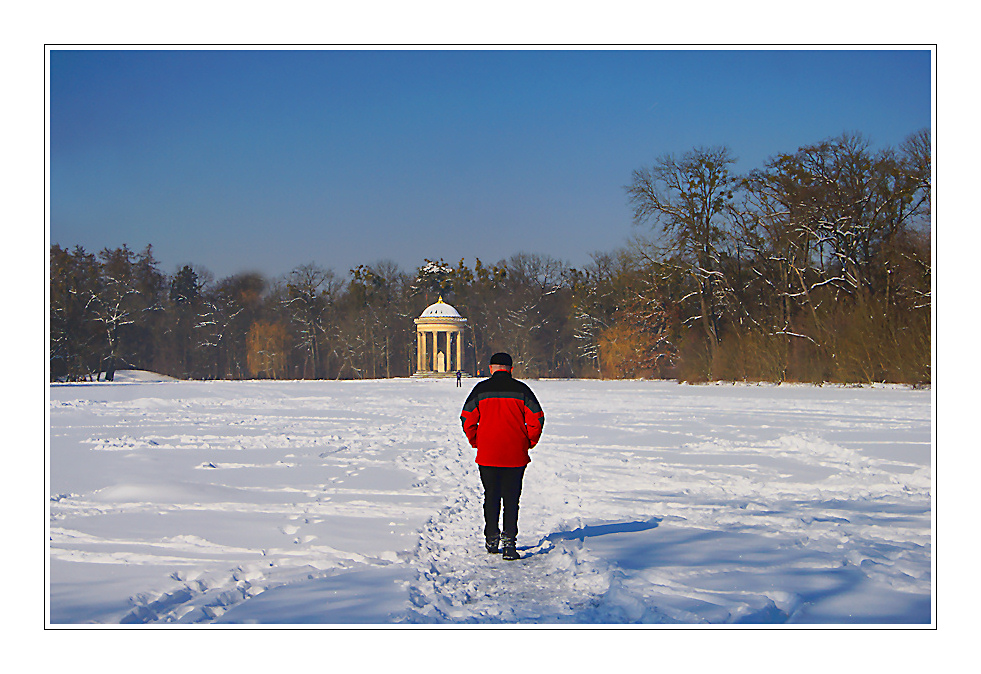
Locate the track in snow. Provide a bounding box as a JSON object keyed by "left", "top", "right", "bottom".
{"left": 49, "top": 378, "right": 932, "bottom": 624}
{"left": 395, "top": 415, "right": 675, "bottom": 624}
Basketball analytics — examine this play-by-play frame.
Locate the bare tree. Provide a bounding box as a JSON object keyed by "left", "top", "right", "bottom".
{"left": 626, "top": 146, "right": 739, "bottom": 375}
{"left": 493, "top": 253, "right": 568, "bottom": 376}
{"left": 284, "top": 263, "right": 340, "bottom": 378}
{"left": 90, "top": 246, "right": 147, "bottom": 381}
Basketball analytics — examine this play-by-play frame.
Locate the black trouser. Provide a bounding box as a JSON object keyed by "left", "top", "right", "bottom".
{"left": 478, "top": 465, "right": 526, "bottom": 541}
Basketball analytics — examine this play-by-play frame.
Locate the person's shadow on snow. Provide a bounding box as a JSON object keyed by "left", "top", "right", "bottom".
{"left": 524, "top": 517, "right": 662, "bottom": 556}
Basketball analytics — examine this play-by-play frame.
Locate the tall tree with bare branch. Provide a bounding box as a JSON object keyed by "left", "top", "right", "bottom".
{"left": 626, "top": 146, "right": 738, "bottom": 376}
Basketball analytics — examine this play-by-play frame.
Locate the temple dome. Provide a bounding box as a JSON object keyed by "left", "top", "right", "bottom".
{"left": 419, "top": 296, "right": 462, "bottom": 319}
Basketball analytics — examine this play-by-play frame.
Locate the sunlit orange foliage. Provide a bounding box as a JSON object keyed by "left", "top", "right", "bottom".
{"left": 246, "top": 321, "right": 289, "bottom": 379}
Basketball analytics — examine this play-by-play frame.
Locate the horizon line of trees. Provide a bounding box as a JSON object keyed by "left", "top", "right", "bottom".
{"left": 50, "top": 130, "right": 931, "bottom": 385}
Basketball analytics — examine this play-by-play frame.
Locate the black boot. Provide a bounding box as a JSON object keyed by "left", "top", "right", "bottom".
{"left": 485, "top": 535, "right": 501, "bottom": 554}
{"left": 502, "top": 536, "right": 519, "bottom": 561}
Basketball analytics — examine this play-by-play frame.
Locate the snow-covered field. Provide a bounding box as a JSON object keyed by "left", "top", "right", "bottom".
{"left": 47, "top": 373, "right": 933, "bottom": 626}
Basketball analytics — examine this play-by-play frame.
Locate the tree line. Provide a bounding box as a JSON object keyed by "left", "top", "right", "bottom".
{"left": 50, "top": 130, "right": 931, "bottom": 384}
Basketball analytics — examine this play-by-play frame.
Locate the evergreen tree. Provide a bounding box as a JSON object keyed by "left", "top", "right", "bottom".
{"left": 169, "top": 265, "right": 203, "bottom": 377}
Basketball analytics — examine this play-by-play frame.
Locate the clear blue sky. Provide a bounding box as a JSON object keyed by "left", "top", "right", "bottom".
{"left": 49, "top": 48, "right": 932, "bottom": 281}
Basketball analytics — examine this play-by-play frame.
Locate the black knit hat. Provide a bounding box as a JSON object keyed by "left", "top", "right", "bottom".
{"left": 489, "top": 352, "right": 513, "bottom": 367}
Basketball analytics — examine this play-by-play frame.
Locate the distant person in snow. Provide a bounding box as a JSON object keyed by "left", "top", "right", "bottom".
{"left": 460, "top": 352, "right": 545, "bottom": 560}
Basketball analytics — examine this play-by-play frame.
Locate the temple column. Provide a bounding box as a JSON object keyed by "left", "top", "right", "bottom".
{"left": 439, "top": 330, "right": 450, "bottom": 372}
{"left": 456, "top": 329, "right": 463, "bottom": 372}
{"left": 443, "top": 330, "right": 453, "bottom": 372}
{"left": 429, "top": 330, "right": 439, "bottom": 372}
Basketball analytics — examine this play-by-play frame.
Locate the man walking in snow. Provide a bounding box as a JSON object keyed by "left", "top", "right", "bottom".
{"left": 460, "top": 353, "right": 545, "bottom": 560}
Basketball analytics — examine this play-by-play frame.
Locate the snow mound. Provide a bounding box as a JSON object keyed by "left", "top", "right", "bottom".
{"left": 103, "top": 370, "right": 179, "bottom": 383}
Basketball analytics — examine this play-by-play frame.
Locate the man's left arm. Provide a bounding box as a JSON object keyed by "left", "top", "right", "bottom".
{"left": 523, "top": 388, "right": 544, "bottom": 448}
{"left": 461, "top": 389, "right": 480, "bottom": 448}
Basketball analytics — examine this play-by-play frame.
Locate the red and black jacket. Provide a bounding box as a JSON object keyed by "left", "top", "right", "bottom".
{"left": 460, "top": 371, "right": 545, "bottom": 467}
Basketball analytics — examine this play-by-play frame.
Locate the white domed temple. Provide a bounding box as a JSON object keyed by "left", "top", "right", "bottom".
{"left": 413, "top": 296, "right": 468, "bottom": 377}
